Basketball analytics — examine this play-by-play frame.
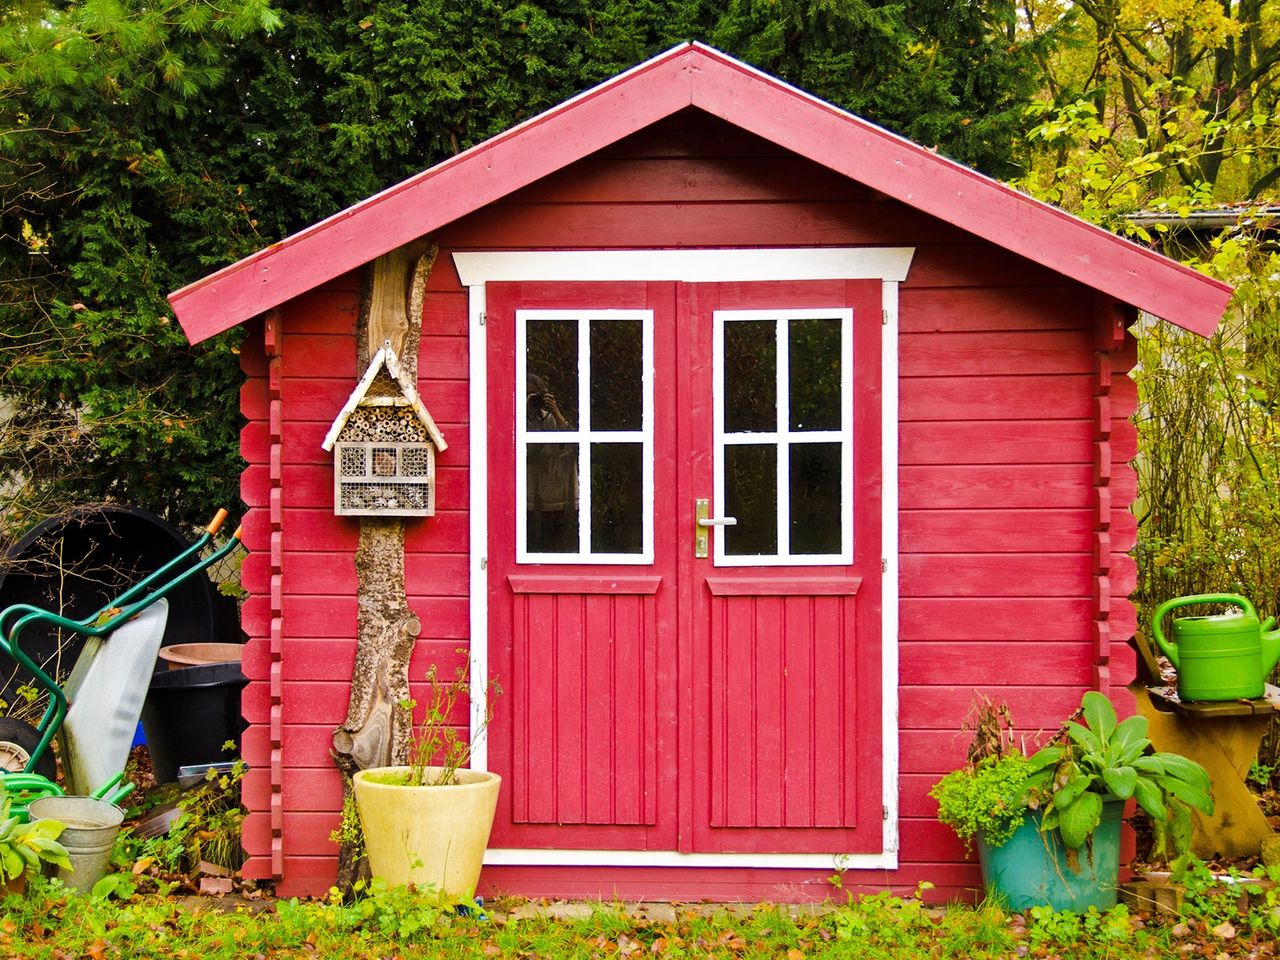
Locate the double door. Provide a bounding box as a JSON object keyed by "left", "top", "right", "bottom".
{"left": 486, "top": 279, "right": 883, "bottom": 855}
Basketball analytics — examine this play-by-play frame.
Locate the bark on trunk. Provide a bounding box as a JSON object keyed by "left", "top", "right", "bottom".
{"left": 331, "top": 241, "right": 436, "bottom": 893}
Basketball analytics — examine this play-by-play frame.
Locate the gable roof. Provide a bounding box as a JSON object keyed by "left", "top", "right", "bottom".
{"left": 170, "top": 43, "right": 1232, "bottom": 343}
{"left": 321, "top": 345, "right": 447, "bottom": 452}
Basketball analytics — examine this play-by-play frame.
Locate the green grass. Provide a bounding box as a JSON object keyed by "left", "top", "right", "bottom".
{"left": 4, "top": 864, "right": 1279, "bottom": 959}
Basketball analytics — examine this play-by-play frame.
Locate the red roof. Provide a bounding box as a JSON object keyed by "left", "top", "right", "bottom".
{"left": 170, "top": 43, "right": 1231, "bottom": 344}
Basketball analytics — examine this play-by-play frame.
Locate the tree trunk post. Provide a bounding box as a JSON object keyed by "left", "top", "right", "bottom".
{"left": 330, "top": 241, "right": 436, "bottom": 892}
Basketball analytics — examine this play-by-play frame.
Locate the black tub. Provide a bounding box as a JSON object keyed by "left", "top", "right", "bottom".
{"left": 141, "top": 661, "right": 248, "bottom": 783}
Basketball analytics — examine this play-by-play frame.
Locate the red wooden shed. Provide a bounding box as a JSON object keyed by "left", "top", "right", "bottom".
{"left": 170, "top": 43, "right": 1231, "bottom": 901}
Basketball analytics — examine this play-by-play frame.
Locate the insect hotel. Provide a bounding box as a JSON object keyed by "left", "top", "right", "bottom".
{"left": 169, "top": 44, "right": 1232, "bottom": 900}
{"left": 322, "top": 344, "right": 447, "bottom": 517}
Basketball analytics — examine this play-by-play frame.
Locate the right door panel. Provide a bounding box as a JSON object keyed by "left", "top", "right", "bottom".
{"left": 685, "top": 280, "right": 884, "bottom": 855}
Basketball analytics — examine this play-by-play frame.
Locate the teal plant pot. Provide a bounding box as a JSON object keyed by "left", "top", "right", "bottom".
{"left": 977, "top": 799, "right": 1124, "bottom": 912}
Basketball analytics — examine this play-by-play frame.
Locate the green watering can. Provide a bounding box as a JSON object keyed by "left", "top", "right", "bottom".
{"left": 1151, "top": 593, "right": 1280, "bottom": 701}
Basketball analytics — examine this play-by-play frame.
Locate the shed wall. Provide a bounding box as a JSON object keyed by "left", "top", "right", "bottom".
{"left": 237, "top": 114, "right": 1139, "bottom": 900}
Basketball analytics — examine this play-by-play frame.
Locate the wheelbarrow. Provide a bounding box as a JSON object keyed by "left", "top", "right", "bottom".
{"left": 0, "top": 509, "right": 242, "bottom": 806}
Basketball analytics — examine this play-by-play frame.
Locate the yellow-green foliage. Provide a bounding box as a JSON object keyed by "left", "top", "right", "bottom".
{"left": 931, "top": 754, "right": 1031, "bottom": 851}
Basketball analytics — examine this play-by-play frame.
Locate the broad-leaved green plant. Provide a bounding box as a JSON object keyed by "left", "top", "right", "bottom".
{"left": 1022, "top": 691, "right": 1214, "bottom": 854}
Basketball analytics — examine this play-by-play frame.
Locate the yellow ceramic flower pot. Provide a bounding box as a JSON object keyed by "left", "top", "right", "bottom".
{"left": 352, "top": 766, "right": 501, "bottom": 898}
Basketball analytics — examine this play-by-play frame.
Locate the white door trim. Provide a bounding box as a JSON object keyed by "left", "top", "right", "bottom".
{"left": 463, "top": 247, "right": 909, "bottom": 870}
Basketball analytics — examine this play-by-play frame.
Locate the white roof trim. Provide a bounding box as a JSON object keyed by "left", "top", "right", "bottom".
{"left": 321, "top": 346, "right": 448, "bottom": 452}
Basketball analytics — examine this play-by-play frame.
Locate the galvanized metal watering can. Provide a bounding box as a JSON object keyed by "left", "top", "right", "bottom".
{"left": 1150, "top": 593, "right": 1280, "bottom": 701}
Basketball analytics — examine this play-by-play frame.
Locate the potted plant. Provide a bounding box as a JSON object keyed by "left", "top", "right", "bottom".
{"left": 932, "top": 691, "right": 1214, "bottom": 911}
{"left": 351, "top": 663, "right": 501, "bottom": 903}
{"left": 0, "top": 780, "right": 70, "bottom": 896}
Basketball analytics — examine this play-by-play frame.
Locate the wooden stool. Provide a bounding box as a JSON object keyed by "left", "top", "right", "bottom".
{"left": 1129, "top": 633, "right": 1279, "bottom": 859}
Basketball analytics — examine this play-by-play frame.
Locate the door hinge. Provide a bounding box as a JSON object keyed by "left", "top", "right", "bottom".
{"left": 480, "top": 556, "right": 487, "bottom": 570}
{"left": 478, "top": 311, "right": 486, "bottom": 326}
{"left": 883, "top": 804, "right": 889, "bottom": 821}
{"left": 881, "top": 558, "right": 888, "bottom": 573}
{"left": 881, "top": 309, "right": 889, "bottom": 325}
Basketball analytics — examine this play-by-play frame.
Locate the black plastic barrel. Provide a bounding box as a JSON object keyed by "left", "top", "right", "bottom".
{"left": 141, "top": 661, "right": 248, "bottom": 782}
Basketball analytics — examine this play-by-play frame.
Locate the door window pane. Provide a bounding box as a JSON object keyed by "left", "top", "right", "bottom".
{"left": 591, "top": 443, "right": 643, "bottom": 554}
{"left": 527, "top": 319, "right": 578, "bottom": 431}
{"left": 519, "top": 309, "right": 652, "bottom": 563}
{"left": 724, "top": 320, "right": 776, "bottom": 432}
{"left": 789, "top": 318, "right": 841, "bottom": 431}
{"left": 789, "top": 443, "right": 842, "bottom": 555}
{"left": 716, "top": 307, "right": 851, "bottom": 565}
{"left": 527, "top": 443, "right": 579, "bottom": 553}
{"left": 724, "top": 444, "right": 778, "bottom": 556}
{"left": 590, "top": 319, "right": 643, "bottom": 431}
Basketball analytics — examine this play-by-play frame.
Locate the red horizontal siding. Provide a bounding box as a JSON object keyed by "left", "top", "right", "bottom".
{"left": 276, "top": 509, "right": 469, "bottom": 553}
{"left": 243, "top": 681, "right": 470, "bottom": 725}
{"left": 243, "top": 766, "right": 344, "bottom": 812}
{"left": 269, "top": 638, "right": 465, "bottom": 681}
{"left": 899, "top": 464, "right": 1094, "bottom": 509}
{"left": 241, "top": 463, "right": 466, "bottom": 508}
{"left": 900, "top": 420, "right": 1090, "bottom": 464}
{"left": 900, "top": 330, "right": 1094, "bottom": 377}
{"left": 508, "top": 155, "right": 873, "bottom": 204}
{"left": 444, "top": 200, "right": 972, "bottom": 250}
{"left": 242, "top": 595, "right": 467, "bottom": 638}
{"left": 900, "top": 374, "right": 1092, "bottom": 421}
{"left": 900, "top": 554, "right": 1091, "bottom": 597}
{"left": 285, "top": 288, "right": 360, "bottom": 335}
{"left": 272, "top": 330, "right": 469, "bottom": 382}
{"left": 899, "top": 286, "right": 1088, "bottom": 333}
{"left": 900, "top": 642, "right": 1092, "bottom": 686}
{"left": 422, "top": 291, "right": 468, "bottom": 335}
{"left": 898, "top": 685, "right": 1086, "bottom": 731}
{"left": 900, "top": 509, "right": 1093, "bottom": 553}
{"left": 279, "top": 376, "right": 468, "bottom": 423}
{"left": 278, "top": 552, "right": 468, "bottom": 597}
{"left": 279, "top": 419, "right": 469, "bottom": 466}
{"left": 244, "top": 723, "right": 334, "bottom": 769}
{"left": 900, "top": 598, "right": 1093, "bottom": 641}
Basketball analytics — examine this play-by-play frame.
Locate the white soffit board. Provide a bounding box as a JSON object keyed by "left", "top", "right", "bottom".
{"left": 454, "top": 248, "right": 914, "bottom": 285}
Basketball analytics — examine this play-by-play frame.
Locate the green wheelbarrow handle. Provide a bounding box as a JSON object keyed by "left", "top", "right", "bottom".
{"left": 1, "top": 771, "right": 65, "bottom": 822}
{"left": 90, "top": 771, "right": 136, "bottom": 806}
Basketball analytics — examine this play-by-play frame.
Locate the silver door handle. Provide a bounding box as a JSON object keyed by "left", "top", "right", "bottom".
{"left": 695, "top": 498, "right": 735, "bottom": 559}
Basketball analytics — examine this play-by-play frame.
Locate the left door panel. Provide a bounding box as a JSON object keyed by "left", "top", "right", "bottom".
{"left": 486, "top": 281, "right": 679, "bottom": 851}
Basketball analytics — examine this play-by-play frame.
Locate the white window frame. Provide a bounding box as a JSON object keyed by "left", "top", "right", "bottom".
{"left": 713, "top": 308, "right": 854, "bottom": 567}
{"left": 516, "top": 308, "right": 654, "bottom": 565}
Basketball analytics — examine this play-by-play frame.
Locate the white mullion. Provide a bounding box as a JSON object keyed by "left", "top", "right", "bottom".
{"left": 722, "top": 432, "right": 779, "bottom": 444}
{"left": 578, "top": 314, "right": 592, "bottom": 556}
{"left": 775, "top": 316, "right": 790, "bottom": 560}
{"left": 527, "top": 429, "right": 585, "bottom": 442}
{"left": 778, "top": 431, "right": 843, "bottom": 444}
{"left": 589, "top": 430, "right": 646, "bottom": 443}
